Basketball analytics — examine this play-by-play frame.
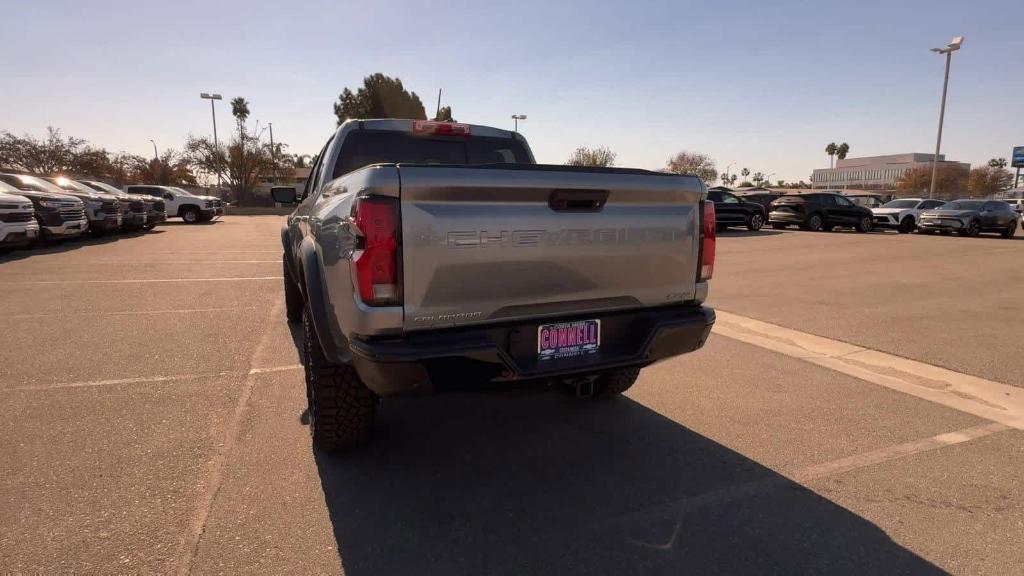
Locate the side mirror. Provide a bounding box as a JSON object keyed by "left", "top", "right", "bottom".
{"left": 271, "top": 186, "right": 298, "bottom": 204}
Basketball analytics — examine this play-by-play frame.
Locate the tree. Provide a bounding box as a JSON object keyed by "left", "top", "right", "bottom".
{"left": 776, "top": 180, "right": 785, "bottom": 187}
{"left": 969, "top": 165, "right": 1013, "bottom": 197}
{"left": 988, "top": 157, "right": 1008, "bottom": 169}
{"left": 895, "top": 165, "right": 968, "bottom": 199}
{"left": 740, "top": 167, "right": 750, "bottom": 179}
{"left": 665, "top": 151, "right": 717, "bottom": 184}
{"left": 719, "top": 173, "right": 731, "bottom": 186}
{"left": 133, "top": 149, "right": 197, "bottom": 186}
{"left": 825, "top": 142, "right": 837, "bottom": 168}
{"left": 567, "top": 146, "right": 616, "bottom": 167}
{"left": 231, "top": 97, "right": 250, "bottom": 135}
{"left": 0, "top": 127, "right": 93, "bottom": 175}
{"left": 434, "top": 106, "right": 455, "bottom": 122}
{"left": 738, "top": 181, "right": 755, "bottom": 188}
{"left": 185, "top": 133, "right": 274, "bottom": 204}
{"left": 729, "top": 174, "right": 738, "bottom": 186}
{"left": 752, "top": 171, "right": 764, "bottom": 185}
{"left": 333, "top": 74, "right": 427, "bottom": 124}
{"left": 836, "top": 142, "right": 850, "bottom": 160}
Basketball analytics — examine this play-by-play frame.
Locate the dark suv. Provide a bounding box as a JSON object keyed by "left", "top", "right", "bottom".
{"left": 769, "top": 192, "right": 874, "bottom": 232}
{"left": 708, "top": 189, "right": 767, "bottom": 231}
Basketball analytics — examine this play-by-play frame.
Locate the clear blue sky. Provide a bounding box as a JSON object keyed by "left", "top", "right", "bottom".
{"left": 4, "top": 0, "right": 1022, "bottom": 182}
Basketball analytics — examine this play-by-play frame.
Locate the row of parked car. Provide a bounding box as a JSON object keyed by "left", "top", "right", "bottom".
{"left": 0, "top": 174, "right": 226, "bottom": 251}
{"left": 708, "top": 187, "right": 1022, "bottom": 239}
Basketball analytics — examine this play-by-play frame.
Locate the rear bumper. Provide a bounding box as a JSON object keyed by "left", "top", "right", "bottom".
{"left": 769, "top": 211, "right": 804, "bottom": 224}
{"left": 348, "top": 304, "right": 715, "bottom": 396}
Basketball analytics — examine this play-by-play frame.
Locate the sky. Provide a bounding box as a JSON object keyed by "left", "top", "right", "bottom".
{"left": 3, "top": 0, "right": 1022, "bottom": 183}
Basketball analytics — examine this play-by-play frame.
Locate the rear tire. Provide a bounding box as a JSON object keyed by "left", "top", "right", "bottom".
{"left": 303, "top": 306, "right": 377, "bottom": 452}
{"left": 746, "top": 213, "right": 765, "bottom": 231}
{"left": 1002, "top": 220, "right": 1017, "bottom": 239}
{"left": 898, "top": 217, "right": 915, "bottom": 234}
{"left": 966, "top": 220, "right": 981, "bottom": 237}
{"left": 855, "top": 215, "right": 873, "bottom": 233}
{"left": 803, "top": 213, "right": 823, "bottom": 231}
{"left": 283, "top": 256, "right": 303, "bottom": 323}
{"left": 594, "top": 368, "right": 641, "bottom": 397}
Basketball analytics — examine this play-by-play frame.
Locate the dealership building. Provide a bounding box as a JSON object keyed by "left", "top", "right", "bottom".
{"left": 810, "top": 153, "right": 970, "bottom": 190}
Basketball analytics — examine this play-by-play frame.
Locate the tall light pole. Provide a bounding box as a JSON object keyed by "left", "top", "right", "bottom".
{"left": 268, "top": 122, "right": 276, "bottom": 179}
{"left": 765, "top": 172, "right": 776, "bottom": 187}
{"left": 928, "top": 36, "right": 964, "bottom": 199}
{"left": 200, "top": 93, "right": 222, "bottom": 191}
{"left": 148, "top": 139, "right": 158, "bottom": 161}
{"left": 724, "top": 162, "right": 734, "bottom": 186}
{"left": 511, "top": 114, "right": 527, "bottom": 133}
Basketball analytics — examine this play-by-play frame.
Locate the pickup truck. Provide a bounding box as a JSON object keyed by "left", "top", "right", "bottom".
{"left": 0, "top": 183, "right": 39, "bottom": 249}
{"left": 124, "top": 185, "right": 220, "bottom": 224}
{"left": 274, "top": 119, "right": 716, "bottom": 451}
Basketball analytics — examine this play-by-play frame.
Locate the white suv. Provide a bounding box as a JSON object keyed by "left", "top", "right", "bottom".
{"left": 124, "top": 185, "right": 224, "bottom": 224}
{"left": 0, "top": 182, "right": 39, "bottom": 249}
{"left": 872, "top": 198, "right": 947, "bottom": 233}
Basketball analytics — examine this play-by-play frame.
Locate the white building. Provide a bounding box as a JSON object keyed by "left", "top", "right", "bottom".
{"left": 811, "top": 153, "right": 970, "bottom": 191}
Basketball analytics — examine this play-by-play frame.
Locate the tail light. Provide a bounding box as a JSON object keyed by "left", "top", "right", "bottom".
{"left": 699, "top": 201, "right": 716, "bottom": 281}
{"left": 412, "top": 120, "right": 470, "bottom": 136}
{"left": 352, "top": 197, "right": 400, "bottom": 305}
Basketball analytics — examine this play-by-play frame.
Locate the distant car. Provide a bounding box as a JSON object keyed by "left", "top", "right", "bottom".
{"left": 42, "top": 176, "right": 124, "bottom": 235}
{"left": 769, "top": 192, "right": 874, "bottom": 232}
{"left": 736, "top": 191, "right": 784, "bottom": 214}
{"left": 125, "top": 185, "right": 222, "bottom": 223}
{"left": 708, "top": 189, "right": 766, "bottom": 231}
{"left": 871, "top": 198, "right": 946, "bottom": 233}
{"left": 1003, "top": 198, "right": 1024, "bottom": 216}
{"left": 0, "top": 182, "right": 39, "bottom": 250}
{"left": 845, "top": 193, "right": 887, "bottom": 209}
{"left": 79, "top": 180, "right": 150, "bottom": 231}
{"left": 918, "top": 199, "right": 1018, "bottom": 238}
{"left": 0, "top": 173, "right": 88, "bottom": 240}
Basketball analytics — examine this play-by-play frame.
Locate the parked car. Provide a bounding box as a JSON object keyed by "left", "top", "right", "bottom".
{"left": 918, "top": 199, "right": 1018, "bottom": 238}
{"left": 845, "top": 193, "right": 887, "bottom": 209}
{"left": 0, "top": 181, "right": 40, "bottom": 250}
{"left": 708, "top": 188, "right": 766, "bottom": 231}
{"left": 274, "top": 119, "right": 715, "bottom": 451}
{"left": 1003, "top": 198, "right": 1024, "bottom": 216}
{"left": 736, "top": 191, "right": 784, "bottom": 214}
{"left": 871, "top": 198, "right": 947, "bottom": 233}
{"left": 0, "top": 173, "right": 88, "bottom": 240}
{"left": 125, "top": 185, "right": 222, "bottom": 224}
{"left": 79, "top": 180, "right": 150, "bottom": 231}
{"left": 769, "top": 191, "right": 874, "bottom": 232}
{"left": 41, "top": 176, "right": 123, "bottom": 235}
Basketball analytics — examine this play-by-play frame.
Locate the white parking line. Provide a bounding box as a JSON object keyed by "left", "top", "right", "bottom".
{"left": 1, "top": 277, "right": 282, "bottom": 285}
{"left": 630, "top": 421, "right": 1010, "bottom": 550}
{"left": 713, "top": 310, "right": 1024, "bottom": 429}
{"left": 7, "top": 307, "right": 259, "bottom": 319}
{"left": 7, "top": 365, "right": 303, "bottom": 392}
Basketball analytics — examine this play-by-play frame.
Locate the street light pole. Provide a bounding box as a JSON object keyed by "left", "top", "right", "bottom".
{"left": 724, "top": 162, "right": 734, "bottom": 185}
{"left": 200, "top": 93, "right": 223, "bottom": 191}
{"left": 511, "top": 114, "right": 527, "bottom": 133}
{"left": 149, "top": 139, "right": 158, "bottom": 161}
{"left": 268, "top": 122, "right": 276, "bottom": 179}
{"left": 928, "top": 36, "right": 963, "bottom": 199}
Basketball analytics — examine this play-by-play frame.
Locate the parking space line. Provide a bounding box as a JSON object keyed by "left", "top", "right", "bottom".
{"left": 713, "top": 310, "right": 1024, "bottom": 429}
{"left": 628, "top": 421, "right": 1010, "bottom": 550}
{"left": 0, "top": 277, "right": 282, "bottom": 285}
{"left": 7, "top": 307, "right": 259, "bottom": 319}
{"left": 7, "top": 365, "right": 302, "bottom": 392}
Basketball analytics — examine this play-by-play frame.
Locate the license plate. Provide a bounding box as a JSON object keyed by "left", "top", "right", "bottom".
{"left": 538, "top": 320, "right": 601, "bottom": 361}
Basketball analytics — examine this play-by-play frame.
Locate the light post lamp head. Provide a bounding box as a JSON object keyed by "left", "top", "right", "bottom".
{"left": 931, "top": 36, "right": 964, "bottom": 54}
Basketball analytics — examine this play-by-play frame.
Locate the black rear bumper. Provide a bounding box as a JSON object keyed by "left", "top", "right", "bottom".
{"left": 349, "top": 305, "right": 715, "bottom": 396}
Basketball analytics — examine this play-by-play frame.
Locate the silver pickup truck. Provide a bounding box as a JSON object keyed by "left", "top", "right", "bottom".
{"left": 274, "top": 119, "right": 716, "bottom": 451}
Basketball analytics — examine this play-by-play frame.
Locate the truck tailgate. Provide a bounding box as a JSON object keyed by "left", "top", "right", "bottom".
{"left": 399, "top": 164, "right": 704, "bottom": 331}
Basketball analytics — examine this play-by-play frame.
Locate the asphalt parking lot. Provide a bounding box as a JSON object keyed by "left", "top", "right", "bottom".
{"left": 2, "top": 217, "right": 1022, "bottom": 575}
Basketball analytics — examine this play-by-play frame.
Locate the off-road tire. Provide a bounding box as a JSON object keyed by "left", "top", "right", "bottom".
{"left": 898, "top": 217, "right": 916, "bottom": 233}
{"left": 303, "top": 306, "right": 377, "bottom": 452}
{"left": 283, "top": 256, "right": 303, "bottom": 323}
{"left": 594, "top": 367, "right": 641, "bottom": 397}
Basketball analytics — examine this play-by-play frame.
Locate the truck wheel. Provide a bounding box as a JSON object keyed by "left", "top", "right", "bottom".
{"left": 303, "top": 306, "right": 377, "bottom": 452}
{"left": 181, "top": 207, "right": 199, "bottom": 224}
{"left": 283, "top": 256, "right": 303, "bottom": 323}
{"left": 594, "top": 367, "right": 641, "bottom": 397}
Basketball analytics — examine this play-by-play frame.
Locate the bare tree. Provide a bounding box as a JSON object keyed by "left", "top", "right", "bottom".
{"left": 666, "top": 151, "right": 717, "bottom": 184}
{"left": 567, "top": 146, "right": 617, "bottom": 167}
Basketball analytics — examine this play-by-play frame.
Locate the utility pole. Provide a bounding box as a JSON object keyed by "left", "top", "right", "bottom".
{"left": 436, "top": 88, "right": 442, "bottom": 119}
{"left": 200, "top": 93, "right": 223, "bottom": 191}
{"left": 149, "top": 139, "right": 158, "bottom": 161}
{"left": 268, "top": 122, "right": 276, "bottom": 179}
{"left": 928, "top": 36, "right": 964, "bottom": 199}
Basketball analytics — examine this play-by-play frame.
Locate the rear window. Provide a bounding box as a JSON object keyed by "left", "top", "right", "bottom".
{"left": 332, "top": 130, "right": 532, "bottom": 178}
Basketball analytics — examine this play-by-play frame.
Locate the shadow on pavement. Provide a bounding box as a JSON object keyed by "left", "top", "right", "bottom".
{"left": 718, "top": 229, "right": 785, "bottom": 238}
{"left": 0, "top": 230, "right": 157, "bottom": 263}
{"left": 313, "top": 393, "right": 942, "bottom": 575}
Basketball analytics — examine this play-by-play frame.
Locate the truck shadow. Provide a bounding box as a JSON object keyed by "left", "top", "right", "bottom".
{"left": 312, "top": 393, "right": 942, "bottom": 576}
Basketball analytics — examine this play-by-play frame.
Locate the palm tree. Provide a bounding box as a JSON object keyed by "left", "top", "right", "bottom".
{"left": 741, "top": 167, "right": 750, "bottom": 179}
{"left": 836, "top": 142, "right": 850, "bottom": 161}
{"left": 825, "top": 142, "right": 837, "bottom": 168}
{"left": 230, "top": 97, "right": 250, "bottom": 136}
